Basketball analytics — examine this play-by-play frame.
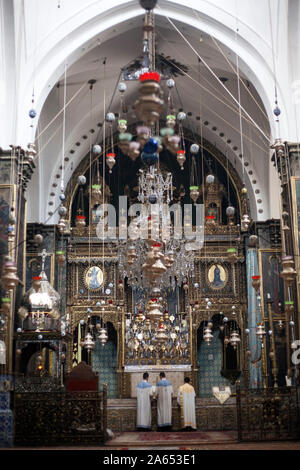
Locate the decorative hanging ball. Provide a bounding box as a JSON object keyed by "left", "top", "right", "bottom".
{"left": 144, "top": 137, "right": 159, "bottom": 154}
{"left": 118, "top": 82, "right": 127, "bottom": 93}
{"left": 93, "top": 144, "right": 102, "bottom": 155}
{"left": 17, "top": 328, "right": 22, "bottom": 334}
{"left": 59, "top": 193, "right": 66, "bottom": 201}
{"left": 58, "top": 205, "right": 67, "bottom": 217}
{"left": 241, "top": 185, "right": 248, "bottom": 194}
{"left": 106, "top": 112, "right": 116, "bottom": 122}
{"left": 245, "top": 328, "right": 250, "bottom": 334}
{"left": 167, "top": 78, "right": 175, "bottom": 88}
{"left": 274, "top": 107, "right": 281, "bottom": 117}
{"left": 226, "top": 206, "right": 235, "bottom": 217}
{"left": 34, "top": 234, "right": 43, "bottom": 245}
{"left": 38, "top": 335, "right": 43, "bottom": 340}
{"left": 223, "top": 317, "right": 228, "bottom": 323}
{"left": 290, "top": 320, "right": 295, "bottom": 327}
{"left": 77, "top": 175, "right": 86, "bottom": 185}
{"left": 177, "top": 111, "right": 186, "bottom": 121}
{"left": 141, "top": 151, "right": 158, "bottom": 166}
{"left": 190, "top": 143, "right": 200, "bottom": 154}
{"left": 29, "top": 109, "right": 37, "bottom": 119}
{"left": 206, "top": 174, "right": 215, "bottom": 184}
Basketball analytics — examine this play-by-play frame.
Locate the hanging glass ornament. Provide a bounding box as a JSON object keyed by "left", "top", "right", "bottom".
{"left": 190, "top": 186, "right": 200, "bottom": 205}
{"left": 34, "top": 234, "right": 43, "bottom": 245}
{"left": 128, "top": 141, "right": 140, "bottom": 161}
{"left": 98, "top": 327, "right": 108, "bottom": 346}
{"left": 206, "top": 174, "right": 215, "bottom": 184}
{"left": 29, "top": 109, "right": 37, "bottom": 119}
{"left": 1, "top": 297, "right": 11, "bottom": 316}
{"left": 56, "top": 251, "right": 66, "bottom": 266}
{"left": 203, "top": 325, "right": 213, "bottom": 345}
{"left": 106, "top": 153, "right": 116, "bottom": 173}
{"left": 226, "top": 206, "right": 235, "bottom": 217}
{"left": 93, "top": 144, "right": 102, "bottom": 155}
{"left": 229, "top": 331, "right": 240, "bottom": 350}
{"left": 1, "top": 258, "right": 19, "bottom": 290}
{"left": 118, "top": 133, "right": 132, "bottom": 154}
{"left": 227, "top": 248, "right": 238, "bottom": 263}
{"left": 106, "top": 112, "right": 116, "bottom": 122}
{"left": 190, "top": 143, "right": 200, "bottom": 154}
{"left": 118, "top": 82, "right": 127, "bottom": 93}
{"left": 26, "top": 143, "right": 37, "bottom": 162}
{"left": 118, "top": 119, "right": 128, "bottom": 133}
{"left": 141, "top": 151, "right": 158, "bottom": 167}
{"left": 256, "top": 323, "right": 266, "bottom": 341}
{"left": 177, "top": 111, "right": 186, "bottom": 121}
{"left": 241, "top": 214, "right": 251, "bottom": 232}
{"left": 167, "top": 78, "right": 175, "bottom": 88}
{"left": 137, "top": 126, "right": 151, "bottom": 147}
{"left": 252, "top": 275, "right": 261, "bottom": 293}
{"left": 90, "top": 184, "right": 102, "bottom": 206}
{"left": 280, "top": 256, "right": 297, "bottom": 286}
{"left": 77, "top": 175, "right": 86, "bottom": 185}
{"left": 166, "top": 114, "right": 176, "bottom": 128}
{"left": 75, "top": 215, "right": 86, "bottom": 229}
{"left": 58, "top": 205, "right": 67, "bottom": 217}
{"left": 177, "top": 150, "right": 186, "bottom": 170}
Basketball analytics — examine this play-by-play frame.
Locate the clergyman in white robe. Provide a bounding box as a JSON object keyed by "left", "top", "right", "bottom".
{"left": 156, "top": 373, "right": 173, "bottom": 428}
{"left": 177, "top": 378, "right": 197, "bottom": 430}
{"left": 136, "top": 373, "right": 153, "bottom": 430}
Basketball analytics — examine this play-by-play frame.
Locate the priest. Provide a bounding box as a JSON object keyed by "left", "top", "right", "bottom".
{"left": 177, "top": 377, "right": 197, "bottom": 431}
{"left": 156, "top": 372, "right": 173, "bottom": 430}
{"left": 136, "top": 372, "right": 153, "bottom": 430}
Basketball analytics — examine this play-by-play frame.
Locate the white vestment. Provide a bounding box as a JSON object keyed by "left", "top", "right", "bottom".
{"left": 136, "top": 380, "right": 153, "bottom": 429}
{"left": 156, "top": 378, "right": 173, "bottom": 427}
{"left": 177, "top": 383, "right": 196, "bottom": 429}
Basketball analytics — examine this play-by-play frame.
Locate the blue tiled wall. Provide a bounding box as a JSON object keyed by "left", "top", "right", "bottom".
{"left": 92, "top": 341, "right": 118, "bottom": 398}
{"left": 198, "top": 331, "right": 231, "bottom": 397}
{"left": 0, "top": 393, "right": 13, "bottom": 448}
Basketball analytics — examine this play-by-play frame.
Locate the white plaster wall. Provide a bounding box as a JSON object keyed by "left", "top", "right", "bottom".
{"left": 1, "top": 0, "right": 298, "bottom": 222}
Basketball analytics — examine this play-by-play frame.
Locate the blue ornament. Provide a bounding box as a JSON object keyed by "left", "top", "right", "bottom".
{"left": 141, "top": 151, "right": 158, "bottom": 166}
{"left": 149, "top": 194, "right": 157, "bottom": 204}
{"left": 79, "top": 289, "right": 84, "bottom": 295}
{"left": 8, "top": 226, "right": 13, "bottom": 233}
{"left": 59, "top": 193, "right": 66, "bottom": 201}
{"left": 143, "top": 137, "right": 159, "bottom": 154}
{"left": 274, "top": 107, "right": 281, "bottom": 117}
{"left": 29, "top": 109, "right": 37, "bottom": 119}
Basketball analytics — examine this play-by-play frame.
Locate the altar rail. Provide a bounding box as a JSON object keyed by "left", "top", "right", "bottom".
{"left": 236, "top": 384, "right": 300, "bottom": 442}
{"left": 13, "top": 387, "right": 107, "bottom": 446}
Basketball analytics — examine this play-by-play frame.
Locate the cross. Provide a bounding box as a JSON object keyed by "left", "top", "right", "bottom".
{"left": 38, "top": 249, "right": 48, "bottom": 272}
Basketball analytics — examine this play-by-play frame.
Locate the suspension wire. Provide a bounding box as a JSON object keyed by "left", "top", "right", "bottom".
{"left": 234, "top": 6, "right": 245, "bottom": 187}
{"left": 191, "top": 8, "right": 269, "bottom": 122}
{"left": 156, "top": 5, "right": 270, "bottom": 143}
{"left": 61, "top": 61, "right": 67, "bottom": 193}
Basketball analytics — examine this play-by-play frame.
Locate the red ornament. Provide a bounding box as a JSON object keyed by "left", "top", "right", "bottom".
{"left": 206, "top": 215, "right": 215, "bottom": 220}
{"left": 106, "top": 153, "right": 116, "bottom": 158}
{"left": 139, "top": 71, "right": 161, "bottom": 83}
{"left": 252, "top": 275, "right": 260, "bottom": 280}
{"left": 177, "top": 150, "right": 185, "bottom": 155}
{"left": 33, "top": 276, "right": 42, "bottom": 281}
{"left": 76, "top": 215, "right": 86, "bottom": 220}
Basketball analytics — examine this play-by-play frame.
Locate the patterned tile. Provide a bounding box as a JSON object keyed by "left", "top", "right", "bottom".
{"left": 198, "top": 331, "right": 231, "bottom": 397}
{"left": 92, "top": 341, "right": 118, "bottom": 398}
{"left": 0, "top": 393, "right": 10, "bottom": 410}
{"left": 0, "top": 409, "right": 13, "bottom": 448}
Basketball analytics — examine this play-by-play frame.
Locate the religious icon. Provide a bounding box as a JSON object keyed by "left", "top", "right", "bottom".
{"left": 207, "top": 264, "right": 227, "bottom": 290}
{"left": 84, "top": 266, "right": 104, "bottom": 291}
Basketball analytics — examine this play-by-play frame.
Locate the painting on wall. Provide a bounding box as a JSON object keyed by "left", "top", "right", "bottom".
{"left": 207, "top": 264, "right": 228, "bottom": 290}
{"left": 259, "top": 250, "right": 284, "bottom": 316}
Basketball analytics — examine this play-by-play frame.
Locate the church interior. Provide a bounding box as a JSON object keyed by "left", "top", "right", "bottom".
{"left": 1, "top": 0, "right": 300, "bottom": 450}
